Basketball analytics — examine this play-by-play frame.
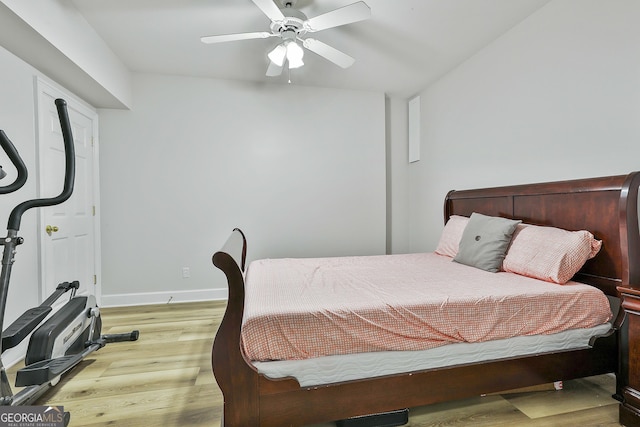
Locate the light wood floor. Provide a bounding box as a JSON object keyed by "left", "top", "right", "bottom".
{"left": 7, "top": 301, "right": 624, "bottom": 427}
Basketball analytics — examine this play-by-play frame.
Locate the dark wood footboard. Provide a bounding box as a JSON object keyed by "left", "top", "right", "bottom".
{"left": 211, "top": 229, "right": 260, "bottom": 426}
{"left": 211, "top": 172, "right": 640, "bottom": 427}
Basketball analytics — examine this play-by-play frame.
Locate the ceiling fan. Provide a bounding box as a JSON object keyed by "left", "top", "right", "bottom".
{"left": 201, "top": 0, "right": 371, "bottom": 77}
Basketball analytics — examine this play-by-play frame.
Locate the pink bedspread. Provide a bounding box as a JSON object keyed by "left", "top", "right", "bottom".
{"left": 241, "top": 253, "right": 612, "bottom": 361}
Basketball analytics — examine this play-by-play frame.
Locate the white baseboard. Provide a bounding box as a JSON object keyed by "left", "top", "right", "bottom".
{"left": 100, "top": 288, "right": 228, "bottom": 308}
{"left": 3, "top": 341, "right": 29, "bottom": 370}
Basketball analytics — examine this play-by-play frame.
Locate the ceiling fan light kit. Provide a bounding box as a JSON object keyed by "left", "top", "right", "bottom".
{"left": 268, "top": 30, "right": 304, "bottom": 69}
{"left": 201, "top": 0, "right": 371, "bottom": 77}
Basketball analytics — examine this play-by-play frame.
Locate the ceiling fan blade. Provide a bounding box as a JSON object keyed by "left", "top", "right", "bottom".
{"left": 302, "top": 38, "right": 355, "bottom": 69}
{"left": 304, "top": 1, "right": 371, "bottom": 32}
{"left": 252, "top": 0, "right": 285, "bottom": 22}
{"left": 266, "top": 61, "right": 284, "bottom": 77}
{"left": 201, "top": 32, "right": 275, "bottom": 44}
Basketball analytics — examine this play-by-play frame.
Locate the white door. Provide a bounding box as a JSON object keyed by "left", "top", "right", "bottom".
{"left": 36, "top": 80, "right": 100, "bottom": 306}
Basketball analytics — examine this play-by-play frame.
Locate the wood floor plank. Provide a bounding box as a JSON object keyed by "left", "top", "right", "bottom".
{"left": 40, "top": 367, "right": 202, "bottom": 401}
{"left": 503, "top": 377, "right": 616, "bottom": 419}
{"left": 53, "top": 385, "right": 222, "bottom": 427}
{"left": 4, "top": 301, "right": 623, "bottom": 427}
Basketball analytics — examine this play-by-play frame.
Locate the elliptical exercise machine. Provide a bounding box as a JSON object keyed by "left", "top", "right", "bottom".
{"left": 0, "top": 98, "right": 138, "bottom": 422}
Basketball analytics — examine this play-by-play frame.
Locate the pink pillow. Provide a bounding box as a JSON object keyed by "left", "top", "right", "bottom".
{"left": 502, "top": 224, "right": 602, "bottom": 284}
{"left": 435, "top": 215, "right": 469, "bottom": 258}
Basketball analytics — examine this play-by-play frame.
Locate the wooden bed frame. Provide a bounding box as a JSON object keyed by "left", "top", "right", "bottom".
{"left": 211, "top": 172, "right": 640, "bottom": 427}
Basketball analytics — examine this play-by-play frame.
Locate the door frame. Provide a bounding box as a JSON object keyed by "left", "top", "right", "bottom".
{"left": 35, "top": 77, "right": 102, "bottom": 305}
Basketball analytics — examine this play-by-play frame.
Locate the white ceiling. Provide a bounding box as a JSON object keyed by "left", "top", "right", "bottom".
{"left": 70, "top": 0, "right": 551, "bottom": 98}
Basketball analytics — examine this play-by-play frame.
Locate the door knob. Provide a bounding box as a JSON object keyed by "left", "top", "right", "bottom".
{"left": 45, "top": 225, "right": 59, "bottom": 235}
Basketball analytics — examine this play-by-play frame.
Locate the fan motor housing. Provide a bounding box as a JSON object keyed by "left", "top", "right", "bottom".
{"left": 271, "top": 6, "right": 308, "bottom": 35}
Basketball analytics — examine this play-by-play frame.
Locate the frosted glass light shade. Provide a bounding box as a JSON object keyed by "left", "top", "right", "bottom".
{"left": 268, "top": 44, "right": 287, "bottom": 67}
{"left": 286, "top": 41, "right": 304, "bottom": 69}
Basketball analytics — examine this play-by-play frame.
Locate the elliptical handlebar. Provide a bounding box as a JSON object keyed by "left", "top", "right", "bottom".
{"left": 7, "top": 99, "right": 75, "bottom": 231}
{"left": 0, "top": 130, "right": 28, "bottom": 195}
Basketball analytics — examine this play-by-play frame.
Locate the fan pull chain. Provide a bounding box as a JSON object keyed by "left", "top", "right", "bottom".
{"left": 288, "top": 67, "right": 292, "bottom": 84}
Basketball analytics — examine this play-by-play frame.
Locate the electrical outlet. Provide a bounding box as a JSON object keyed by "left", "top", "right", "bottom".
{"left": 182, "top": 267, "right": 190, "bottom": 278}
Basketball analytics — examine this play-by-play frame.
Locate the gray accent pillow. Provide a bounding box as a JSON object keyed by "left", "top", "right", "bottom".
{"left": 453, "top": 212, "right": 521, "bottom": 272}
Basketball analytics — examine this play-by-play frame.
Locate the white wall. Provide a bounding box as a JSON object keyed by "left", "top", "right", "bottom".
{"left": 0, "top": 0, "right": 132, "bottom": 108}
{"left": 409, "top": 0, "right": 640, "bottom": 252}
{"left": 98, "top": 74, "right": 386, "bottom": 305}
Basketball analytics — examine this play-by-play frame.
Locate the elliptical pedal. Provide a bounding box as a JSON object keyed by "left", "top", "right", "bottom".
{"left": 1, "top": 306, "right": 52, "bottom": 352}
{"left": 15, "top": 354, "right": 83, "bottom": 387}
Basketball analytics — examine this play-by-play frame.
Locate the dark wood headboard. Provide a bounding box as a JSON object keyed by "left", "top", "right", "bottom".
{"left": 444, "top": 172, "right": 640, "bottom": 297}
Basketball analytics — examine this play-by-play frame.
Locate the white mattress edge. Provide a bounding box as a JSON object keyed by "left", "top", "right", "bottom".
{"left": 252, "top": 323, "right": 613, "bottom": 387}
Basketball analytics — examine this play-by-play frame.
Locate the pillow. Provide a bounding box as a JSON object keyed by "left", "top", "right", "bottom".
{"left": 453, "top": 213, "right": 521, "bottom": 272}
{"left": 435, "top": 215, "right": 469, "bottom": 258}
{"left": 502, "top": 224, "right": 602, "bottom": 284}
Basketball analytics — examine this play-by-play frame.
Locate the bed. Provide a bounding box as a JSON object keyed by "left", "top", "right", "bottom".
{"left": 211, "top": 172, "right": 640, "bottom": 427}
